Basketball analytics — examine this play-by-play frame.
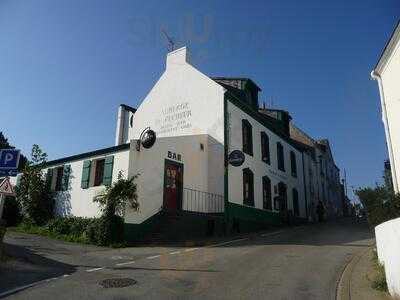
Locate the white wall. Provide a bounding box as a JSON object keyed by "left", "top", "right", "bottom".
{"left": 227, "top": 101, "right": 306, "bottom": 217}
{"left": 375, "top": 218, "right": 400, "bottom": 297}
{"left": 127, "top": 47, "right": 225, "bottom": 144}
{"left": 125, "top": 134, "right": 224, "bottom": 224}
{"left": 380, "top": 38, "right": 400, "bottom": 192}
{"left": 45, "top": 148, "right": 130, "bottom": 218}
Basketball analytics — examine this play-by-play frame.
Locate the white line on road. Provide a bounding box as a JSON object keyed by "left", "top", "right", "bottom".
{"left": 169, "top": 251, "right": 181, "bottom": 255}
{"left": 86, "top": 267, "right": 104, "bottom": 272}
{"left": 210, "top": 237, "right": 249, "bottom": 247}
{"left": 147, "top": 255, "right": 161, "bottom": 259}
{"left": 116, "top": 261, "right": 135, "bottom": 266}
{"left": 261, "top": 230, "right": 284, "bottom": 237}
{"left": 184, "top": 248, "right": 198, "bottom": 252}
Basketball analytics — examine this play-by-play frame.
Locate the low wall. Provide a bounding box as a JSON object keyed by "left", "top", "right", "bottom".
{"left": 375, "top": 217, "right": 400, "bottom": 297}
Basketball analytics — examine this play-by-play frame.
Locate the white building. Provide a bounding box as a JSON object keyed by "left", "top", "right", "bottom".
{"left": 372, "top": 21, "right": 400, "bottom": 193}
{"left": 28, "top": 47, "right": 343, "bottom": 241}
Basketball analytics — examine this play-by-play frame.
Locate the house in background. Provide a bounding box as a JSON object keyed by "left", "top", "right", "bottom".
{"left": 17, "top": 47, "right": 345, "bottom": 241}
{"left": 371, "top": 21, "right": 400, "bottom": 193}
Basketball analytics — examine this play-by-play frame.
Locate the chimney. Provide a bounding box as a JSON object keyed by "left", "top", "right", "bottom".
{"left": 166, "top": 46, "right": 190, "bottom": 69}
{"left": 115, "top": 104, "right": 136, "bottom": 146}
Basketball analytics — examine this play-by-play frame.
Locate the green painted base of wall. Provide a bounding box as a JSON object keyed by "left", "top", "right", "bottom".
{"left": 226, "top": 202, "right": 281, "bottom": 233}
{"left": 124, "top": 211, "right": 163, "bottom": 243}
{"left": 124, "top": 211, "right": 225, "bottom": 243}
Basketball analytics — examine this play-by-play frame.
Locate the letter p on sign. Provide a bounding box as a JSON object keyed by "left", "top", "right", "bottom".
{"left": 0, "top": 149, "right": 20, "bottom": 169}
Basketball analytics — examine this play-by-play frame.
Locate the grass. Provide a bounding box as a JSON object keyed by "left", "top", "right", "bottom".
{"left": 371, "top": 249, "right": 388, "bottom": 293}
{"left": 12, "top": 222, "right": 89, "bottom": 244}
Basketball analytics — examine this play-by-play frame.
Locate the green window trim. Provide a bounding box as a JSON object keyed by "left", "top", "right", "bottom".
{"left": 62, "top": 165, "right": 71, "bottom": 191}
{"left": 81, "top": 160, "right": 91, "bottom": 189}
{"left": 102, "top": 156, "right": 114, "bottom": 186}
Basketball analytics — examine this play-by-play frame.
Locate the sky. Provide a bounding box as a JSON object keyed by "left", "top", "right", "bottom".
{"left": 0, "top": 0, "right": 399, "bottom": 200}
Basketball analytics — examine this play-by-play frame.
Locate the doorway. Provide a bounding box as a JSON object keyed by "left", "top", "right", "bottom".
{"left": 163, "top": 159, "right": 184, "bottom": 212}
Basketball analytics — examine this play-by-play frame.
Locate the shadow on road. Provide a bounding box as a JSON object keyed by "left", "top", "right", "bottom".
{"left": 212, "top": 218, "right": 374, "bottom": 248}
{"left": 0, "top": 243, "right": 76, "bottom": 294}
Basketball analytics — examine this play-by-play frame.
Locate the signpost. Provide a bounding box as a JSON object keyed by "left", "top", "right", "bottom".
{"left": 0, "top": 149, "right": 19, "bottom": 220}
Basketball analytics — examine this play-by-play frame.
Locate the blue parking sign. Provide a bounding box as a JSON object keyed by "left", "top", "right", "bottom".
{"left": 0, "top": 149, "right": 20, "bottom": 169}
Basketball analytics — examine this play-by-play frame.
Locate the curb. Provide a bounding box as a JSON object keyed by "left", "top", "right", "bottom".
{"left": 336, "top": 246, "right": 373, "bottom": 300}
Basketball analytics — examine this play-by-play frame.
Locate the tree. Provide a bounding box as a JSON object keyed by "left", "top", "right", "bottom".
{"left": 355, "top": 166, "right": 400, "bottom": 227}
{"left": 0, "top": 131, "right": 28, "bottom": 171}
{"left": 15, "top": 145, "right": 54, "bottom": 225}
{"left": 89, "top": 172, "right": 139, "bottom": 245}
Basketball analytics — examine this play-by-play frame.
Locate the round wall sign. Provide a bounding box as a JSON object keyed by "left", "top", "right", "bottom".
{"left": 228, "top": 150, "right": 245, "bottom": 167}
{"left": 141, "top": 129, "right": 156, "bottom": 149}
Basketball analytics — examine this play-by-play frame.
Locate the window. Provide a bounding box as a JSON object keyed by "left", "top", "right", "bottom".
{"left": 262, "top": 176, "right": 272, "bottom": 210}
{"left": 242, "top": 119, "right": 253, "bottom": 156}
{"left": 94, "top": 159, "right": 105, "bottom": 186}
{"left": 55, "top": 167, "right": 64, "bottom": 191}
{"left": 260, "top": 132, "right": 270, "bottom": 164}
{"left": 290, "top": 151, "right": 297, "bottom": 177}
{"left": 292, "top": 188, "right": 299, "bottom": 216}
{"left": 243, "top": 168, "right": 254, "bottom": 206}
{"left": 277, "top": 142, "right": 285, "bottom": 171}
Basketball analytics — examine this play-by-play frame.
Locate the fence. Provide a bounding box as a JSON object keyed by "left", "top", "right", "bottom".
{"left": 182, "top": 188, "right": 224, "bottom": 214}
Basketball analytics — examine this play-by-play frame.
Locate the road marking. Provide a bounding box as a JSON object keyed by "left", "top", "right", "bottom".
{"left": 116, "top": 261, "right": 135, "bottom": 266}
{"left": 147, "top": 255, "right": 161, "bottom": 259}
{"left": 210, "top": 237, "right": 249, "bottom": 247}
{"left": 184, "top": 248, "right": 198, "bottom": 252}
{"left": 261, "top": 230, "right": 284, "bottom": 237}
{"left": 169, "top": 251, "right": 181, "bottom": 255}
{"left": 86, "top": 267, "right": 104, "bottom": 272}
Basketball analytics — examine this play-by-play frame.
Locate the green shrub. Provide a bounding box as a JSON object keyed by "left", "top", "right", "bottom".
{"left": 47, "top": 217, "right": 93, "bottom": 236}
{"left": 86, "top": 216, "right": 124, "bottom": 246}
{"left": 371, "top": 251, "right": 388, "bottom": 292}
{"left": 2, "top": 196, "right": 22, "bottom": 226}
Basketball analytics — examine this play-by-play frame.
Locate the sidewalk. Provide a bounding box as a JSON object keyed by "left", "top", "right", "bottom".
{"left": 337, "top": 246, "right": 391, "bottom": 300}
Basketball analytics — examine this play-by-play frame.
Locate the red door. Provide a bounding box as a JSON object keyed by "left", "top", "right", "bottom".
{"left": 163, "top": 160, "right": 183, "bottom": 212}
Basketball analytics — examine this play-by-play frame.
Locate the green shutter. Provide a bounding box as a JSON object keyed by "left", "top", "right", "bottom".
{"left": 16, "top": 174, "right": 22, "bottom": 187}
{"left": 46, "top": 168, "right": 53, "bottom": 188}
{"left": 102, "top": 156, "right": 114, "bottom": 186}
{"left": 81, "top": 160, "right": 91, "bottom": 189}
{"left": 62, "top": 165, "right": 71, "bottom": 191}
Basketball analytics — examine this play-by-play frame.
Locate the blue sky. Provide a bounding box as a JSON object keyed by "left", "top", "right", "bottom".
{"left": 0, "top": 0, "right": 398, "bottom": 200}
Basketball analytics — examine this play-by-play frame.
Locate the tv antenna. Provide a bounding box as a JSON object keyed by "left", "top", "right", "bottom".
{"left": 161, "top": 29, "right": 175, "bottom": 52}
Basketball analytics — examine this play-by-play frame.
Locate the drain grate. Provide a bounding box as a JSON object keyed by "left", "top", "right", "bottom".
{"left": 99, "top": 278, "right": 137, "bottom": 288}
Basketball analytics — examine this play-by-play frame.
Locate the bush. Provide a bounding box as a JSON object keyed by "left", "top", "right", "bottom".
{"left": 86, "top": 216, "right": 124, "bottom": 246}
{"left": 47, "top": 217, "right": 93, "bottom": 236}
{"left": 2, "top": 196, "right": 22, "bottom": 226}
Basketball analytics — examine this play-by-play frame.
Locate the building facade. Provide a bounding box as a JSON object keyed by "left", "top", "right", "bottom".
{"left": 372, "top": 21, "right": 400, "bottom": 193}
{"left": 18, "top": 47, "right": 344, "bottom": 240}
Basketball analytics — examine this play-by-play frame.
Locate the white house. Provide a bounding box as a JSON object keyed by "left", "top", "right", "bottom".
{"left": 372, "top": 21, "right": 400, "bottom": 193}
{"left": 28, "top": 46, "right": 343, "bottom": 241}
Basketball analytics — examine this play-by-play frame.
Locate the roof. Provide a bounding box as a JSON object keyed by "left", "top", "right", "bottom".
{"left": 211, "top": 77, "right": 262, "bottom": 91}
{"left": 373, "top": 20, "right": 400, "bottom": 74}
{"left": 44, "top": 143, "right": 130, "bottom": 168}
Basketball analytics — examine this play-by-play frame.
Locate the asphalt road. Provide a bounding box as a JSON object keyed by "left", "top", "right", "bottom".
{"left": 1, "top": 218, "right": 373, "bottom": 300}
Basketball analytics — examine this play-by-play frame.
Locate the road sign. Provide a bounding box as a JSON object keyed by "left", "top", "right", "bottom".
{"left": 0, "top": 177, "right": 14, "bottom": 195}
{"left": 0, "top": 149, "right": 20, "bottom": 169}
{"left": 0, "top": 169, "right": 18, "bottom": 177}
